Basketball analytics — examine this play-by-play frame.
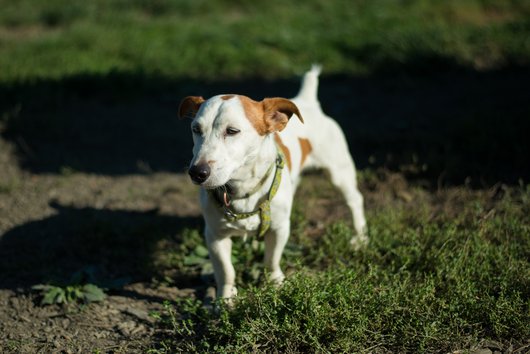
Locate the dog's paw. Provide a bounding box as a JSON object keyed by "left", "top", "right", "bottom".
{"left": 268, "top": 271, "right": 285, "bottom": 287}
{"left": 350, "top": 233, "right": 369, "bottom": 251}
{"left": 209, "top": 286, "right": 238, "bottom": 309}
{"left": 219, "top": 284, "right": 238, "bottom": 299}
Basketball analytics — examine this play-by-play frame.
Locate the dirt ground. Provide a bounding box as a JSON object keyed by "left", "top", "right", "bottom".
{"left": 0, "top": 138, "right": 200, "bottom": 352}
{"left": 1, "top": 70, "right": 528, "bottom": 352}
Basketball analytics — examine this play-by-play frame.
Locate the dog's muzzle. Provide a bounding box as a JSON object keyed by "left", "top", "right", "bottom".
{"left": 188, "top": 163, "right": 210, "bottom": 184}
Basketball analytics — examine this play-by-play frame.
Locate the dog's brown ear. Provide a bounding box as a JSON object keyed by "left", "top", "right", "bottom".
{"left": 262, "top": 97, "right": 304, "bottom": 132}
{"left": 178, "top": 96, "right": 205, "bottom": 119}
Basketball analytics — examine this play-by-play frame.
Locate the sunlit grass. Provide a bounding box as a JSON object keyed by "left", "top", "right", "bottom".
{"left": 153, "top": 182, "right": 529, "bottom": 352}
{"left": 0, "top": 0, "right": 529, "bottom": 81}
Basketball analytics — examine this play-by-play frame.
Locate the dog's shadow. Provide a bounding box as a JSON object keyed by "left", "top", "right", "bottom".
{"left": 0, "top": 201, "right": 203, "bottom": 293}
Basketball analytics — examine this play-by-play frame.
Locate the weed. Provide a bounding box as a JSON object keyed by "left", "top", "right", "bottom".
{"left": 30, "top": 266, "right": 131, "bottom": 306}
{"left": 32, "top": 283, "right": 105, "bottom": 305}
{"left": 153, "top": 228, "right": 205, "bottom": 277}
{"left": 5, "top": 340, "right": 20, "bottom": 352}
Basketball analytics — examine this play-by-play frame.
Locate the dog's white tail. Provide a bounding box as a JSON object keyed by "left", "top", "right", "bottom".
{"left": 296, "top": 64, "right": 321, "bottom": 102}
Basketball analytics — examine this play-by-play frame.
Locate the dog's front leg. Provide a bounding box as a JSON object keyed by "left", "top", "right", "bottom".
{"left": 264, "top": 220, "right": 290, "bottom": 285}
{"left": 205, "top": 227, "right": 237, "bottom": 299}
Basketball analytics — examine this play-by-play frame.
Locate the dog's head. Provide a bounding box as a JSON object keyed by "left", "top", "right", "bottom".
{"left": 178, "top": 94, "right": 303, "bottom": 188}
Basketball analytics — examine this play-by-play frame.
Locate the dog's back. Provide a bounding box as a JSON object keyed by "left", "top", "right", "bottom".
{"left": 277, "top": 67, "right": 367, "bottom": 245}
{"left": 277, "top": 65, "right": 350, "bottom": 186}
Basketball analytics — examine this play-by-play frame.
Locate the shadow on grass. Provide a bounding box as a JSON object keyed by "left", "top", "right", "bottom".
{"left": 1, "top": 63, "right": 529, "bottom": 185}
{"left": 0, "top": 201, "right": 202, "bottom": 291}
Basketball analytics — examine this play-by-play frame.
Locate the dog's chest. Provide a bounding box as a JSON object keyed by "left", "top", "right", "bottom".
{"left": 220, "top": 213, "right": 261, "bottom": 237}
{"left": 221, "top": 196, "right": 263, "bottom": 235}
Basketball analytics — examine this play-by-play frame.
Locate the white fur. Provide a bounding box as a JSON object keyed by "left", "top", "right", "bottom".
{"left": 186, "top": 66, "right": 367, "bottom": 299}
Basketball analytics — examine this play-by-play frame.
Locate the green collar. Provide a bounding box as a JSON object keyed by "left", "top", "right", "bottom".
{"left": 208, "top": 151, "right": 285, "bottom": 237}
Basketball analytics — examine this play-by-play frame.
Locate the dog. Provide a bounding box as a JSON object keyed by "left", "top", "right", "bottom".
{"left": 178, "top": 66, "right": 367, "bottom": 300}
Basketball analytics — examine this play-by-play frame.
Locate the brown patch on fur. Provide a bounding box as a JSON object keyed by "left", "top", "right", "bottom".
{"left": 239, "top": 95, "right": 303, "bottom": 136}
{"left": 221, "top": 95, "right": 234, "bottom": 100}
{"left": 298, "top": 138, "right": 312, "bottom": 167}
{"left": 178, "top": 96, "right": 205, "bottom": 119}
{"left": 274, "top": 133, "right": 292, "bottom": 170}
{"left": 239, "top": 95, "right": 269, "bottom": 135}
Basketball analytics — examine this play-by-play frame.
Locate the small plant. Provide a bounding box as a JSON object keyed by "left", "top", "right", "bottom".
{"left": 183, "top": 243, "right": 210, "bottom": 267}
{"left": 32, "top": 266, "right": 114, "bottom": 305}
{"left": 32, "top": 283, "right": 106, "bottom": 305}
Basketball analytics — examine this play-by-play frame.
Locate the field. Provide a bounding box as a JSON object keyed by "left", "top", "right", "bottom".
{"left": 0, "top": 0, "right": 529, "bottom": 352}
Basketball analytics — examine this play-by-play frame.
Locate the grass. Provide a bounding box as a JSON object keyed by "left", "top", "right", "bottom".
{"left": 0, "top": 0, "right": 529, "bottom": 81}
{"left": 152, "top": 182, "right": 529, "bottom": 352}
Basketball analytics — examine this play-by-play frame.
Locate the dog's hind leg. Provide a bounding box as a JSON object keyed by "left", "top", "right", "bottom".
{"left": 312, "top": 122, "right": 368, "bottom": 249}
{"left": 329, "top": 163, "right": 368, "bottom": 250}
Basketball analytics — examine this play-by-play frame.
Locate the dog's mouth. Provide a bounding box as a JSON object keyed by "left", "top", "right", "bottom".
{"left": 197, "top": 179, "right": 227, "bottom": 190}
{"left": 188, "top": 161, "right": 233, "bottom": 189}
{"left": 188, "top": 173, "right": 228, "bottom": 190}
{"left": 194, "top": 181, "right": 215, "bottom": 189}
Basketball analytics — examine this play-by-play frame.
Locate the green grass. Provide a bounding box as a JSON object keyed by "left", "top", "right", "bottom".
{"left": 0, "top": 0, "right": 529, "bottom": 81}
{"left": 153, "top": 184, "right": 529, "bottom": 353}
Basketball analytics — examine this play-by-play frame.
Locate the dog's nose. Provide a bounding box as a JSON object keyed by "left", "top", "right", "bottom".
{"left": 188, "top": 163, "right": 210, "bottom": 184}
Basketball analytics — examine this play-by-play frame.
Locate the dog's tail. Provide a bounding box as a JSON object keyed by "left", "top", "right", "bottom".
{"left": 296, "top": 64, "right": 321, "bottom": 102}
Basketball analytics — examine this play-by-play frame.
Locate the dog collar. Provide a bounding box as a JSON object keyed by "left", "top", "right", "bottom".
{"left": 208, "top": 150, "right": 285, "bottom": 237}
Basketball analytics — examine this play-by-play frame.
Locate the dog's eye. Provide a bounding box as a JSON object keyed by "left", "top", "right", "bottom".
{"left": 226, "top": 127, "right": 240, "bottom": 136}
{"left": 192, "top": 125, "right": 202, "bottom": 135}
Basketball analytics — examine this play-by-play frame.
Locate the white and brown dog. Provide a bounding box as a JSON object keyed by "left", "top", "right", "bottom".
{"left": 179, "top": 66, "right": 367, "bottom": 300}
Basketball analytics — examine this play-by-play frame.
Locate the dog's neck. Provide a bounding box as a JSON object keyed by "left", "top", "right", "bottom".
{"left": 224, "top": 135, "right": 277, "bottom": 200}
